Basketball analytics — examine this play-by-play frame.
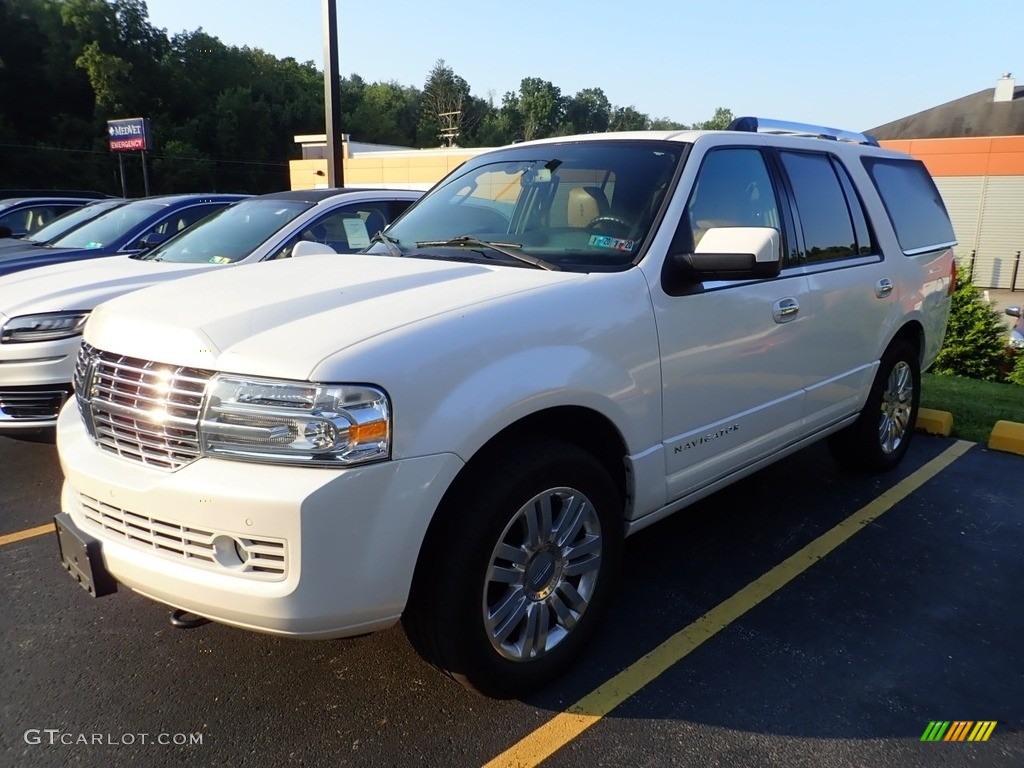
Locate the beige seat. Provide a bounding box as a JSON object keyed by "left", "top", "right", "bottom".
{"left": 567, "top": 186, "right": 609, "bottom": 227}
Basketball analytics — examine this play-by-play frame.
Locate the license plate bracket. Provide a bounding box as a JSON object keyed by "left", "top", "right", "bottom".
{"left": 54, "top": 513, "right": 117, "bottom": 597}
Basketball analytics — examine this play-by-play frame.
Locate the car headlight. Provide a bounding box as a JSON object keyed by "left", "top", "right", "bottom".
{"left": 1010, "top": 331, "right": 1024, "bottom": 351}
{"left": 0, "top": 311, "right": 90, "bottom": 343}
{"left": 199, "top": 376, "right": 390, "bottom": 466}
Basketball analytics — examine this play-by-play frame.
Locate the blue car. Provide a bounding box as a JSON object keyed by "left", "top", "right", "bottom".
{"left": 0, "top": 193, "right": 248, "bottom": 278}
{"left": 0, "top": 195, "right": 110, "bottom": 239}
{"left": 0, "top": 198, "right": 127, "bottom": 256}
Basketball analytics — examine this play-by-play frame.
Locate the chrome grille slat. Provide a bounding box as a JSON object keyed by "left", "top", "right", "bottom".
{"left": 92, "top": 415, "right": 201, "bottom": 446}
{"left": 91, "top": 383, "right": 204, "bottom": 411}
{"left": 76, "top": 343, "right": 211, "bottom": 470}
{"left": 89, "top": 397, "right": 199, "bottom": 426}
{"left": 94, "top": 423, "right": 198, "bottom": 447}
{"left": 78, "top": 493, "right": 287, "bottom": 578}
{"left": 100, "top": 360, "right": 210, "bottom": 385}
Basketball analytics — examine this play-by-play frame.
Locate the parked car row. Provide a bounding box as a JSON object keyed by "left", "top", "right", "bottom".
{"left": 0, "top": 190, "right": 112, "bottom": 238}
{"left": 0, "top": 198, "right": 127, "bottom": 255}
{"left": 0, "top": 188, "right": 420, "bottom": 436}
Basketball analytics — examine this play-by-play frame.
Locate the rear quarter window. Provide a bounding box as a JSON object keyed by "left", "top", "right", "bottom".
{"left": 863, "top": 157, "right": 956, "bottom": 254}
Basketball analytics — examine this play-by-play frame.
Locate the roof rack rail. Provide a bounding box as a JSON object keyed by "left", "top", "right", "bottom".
{"left": 726, "top": 117, "right": 879, "bottom": 147}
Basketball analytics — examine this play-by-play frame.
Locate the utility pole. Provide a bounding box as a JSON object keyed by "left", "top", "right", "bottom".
{"left": 322, "top": 0, "right": 344, "bottom": 187}
{"left": 437, "top": 110, "right": 461, "bottom": 148}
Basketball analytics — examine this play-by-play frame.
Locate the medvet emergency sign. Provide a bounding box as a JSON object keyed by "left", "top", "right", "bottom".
{"left": 107, "top": 118, "right": 151, "bottom": 152}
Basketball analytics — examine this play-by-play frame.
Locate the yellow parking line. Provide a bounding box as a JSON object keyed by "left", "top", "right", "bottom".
{"left": 0, "top": 523, "right": 55, "bottom": 547}
{"left": 484, "top": 440, "right": 974, "bottom": 768}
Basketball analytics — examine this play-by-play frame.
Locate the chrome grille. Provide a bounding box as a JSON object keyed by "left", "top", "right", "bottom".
{"left": 76, "top": 343, "right": 212, "bottom": 470}
{"left": 79, "top": 493, "right": 287, "bottom": 578}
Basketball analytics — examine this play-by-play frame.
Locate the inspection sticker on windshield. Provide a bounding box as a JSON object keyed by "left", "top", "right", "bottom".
{"left": 209, "top": 255, "right": 231, "bottom": 264}
{"left": 589, "top": 235, "right": 634, "bottom": 251}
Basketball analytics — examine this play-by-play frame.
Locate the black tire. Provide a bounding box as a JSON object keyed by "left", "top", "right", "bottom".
{"left": 828, "top": 339, "right": 921, "bottom": 472}
{"left": 403, "top": 437, "right": 622, "bottom": 698}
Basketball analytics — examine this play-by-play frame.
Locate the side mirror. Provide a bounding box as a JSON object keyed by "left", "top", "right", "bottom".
{"left": 292, "top": 240, "right": 338, "bottom": 258}
{"left": 137, "top": 231, "right": 169, "bottom": 250}
{"left": 663, "top": 226, "right": 781, "bottom": 293}
{"left": 1005, "top": 307, "right": 1021, "bottom": 319}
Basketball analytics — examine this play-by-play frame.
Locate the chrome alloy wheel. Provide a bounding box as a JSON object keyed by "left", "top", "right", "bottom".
{"left": 878, "top": 360, "right": 914, "bottom": 455}
{"left": 483, "top": 486, "right": 603, "bottom": 662}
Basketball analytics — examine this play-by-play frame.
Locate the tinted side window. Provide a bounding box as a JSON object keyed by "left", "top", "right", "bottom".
{"left": 684, "top": 148, "right": 780, "bottom": 250}
{"left": 270, "top": 202, "right": 396, "bottom": 259}
{"left": 863, "top": 157, "right": 956, "bottom": 253}
{"left": 834, "top": 160, "right": 875, "bottom": 255}
{"left": 780, "top": 151, "right": 858, "bottom": 263}
{"left": 389, "top": 199, "right": 415, "bottom": 219}
{"left": 130, "top": 204, "right": 224, "bottom": 249}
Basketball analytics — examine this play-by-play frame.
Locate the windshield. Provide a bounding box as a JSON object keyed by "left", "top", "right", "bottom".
{"left": 50, "top": 201, "right": 163, "bottom": 249}
{"left": 144, "top": 199, "right": 311, "bottom": 263}
{"left": 374, "top": 141, "right": 684, "bottom": 271}
{"left": 26, "top": 199, "right": 126, "bottom": 243}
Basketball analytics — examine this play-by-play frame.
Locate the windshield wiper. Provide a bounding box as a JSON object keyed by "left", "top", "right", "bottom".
{"left": 371, "top": 230, "right": 404, "bottom": 258}
{"left": 414, "top": 235, "right": 559, "bottom": 271}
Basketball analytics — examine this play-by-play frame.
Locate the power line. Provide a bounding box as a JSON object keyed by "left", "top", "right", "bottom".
{"left": 0, "top": 142, "right": 288, "bottom": 168}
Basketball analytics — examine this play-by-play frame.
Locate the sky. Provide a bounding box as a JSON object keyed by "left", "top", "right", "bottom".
{"left": 144, "top": 0, "right": 1023, "bottom": 134}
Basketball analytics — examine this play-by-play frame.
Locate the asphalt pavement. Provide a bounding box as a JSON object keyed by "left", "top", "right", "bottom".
{"left": 1, "top": 433, "right": 1021, "bottom": 767}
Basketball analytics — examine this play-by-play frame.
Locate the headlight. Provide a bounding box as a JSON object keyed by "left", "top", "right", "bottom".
{"left": 1010, "top": 331, "right": 1024, "bottom": 351}
{"left": 199, "top": 376, "right": 390, "bottom": 466}
{"left": 1, "top": 311, "right": 90, "bottom": 343}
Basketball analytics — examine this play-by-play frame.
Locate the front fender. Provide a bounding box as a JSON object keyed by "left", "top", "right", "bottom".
{"left": 309, "top": 269, "right": 664, "bottom": 470}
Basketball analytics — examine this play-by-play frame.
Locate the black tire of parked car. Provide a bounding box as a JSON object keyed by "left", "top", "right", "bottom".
{"left": 828, "top": 338, "right": 922, "bottom": 472}
{"left": 403, "top": 436, "right": 623, "bottom": 697}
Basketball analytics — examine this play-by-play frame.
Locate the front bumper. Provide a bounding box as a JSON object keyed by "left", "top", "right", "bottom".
{"left": 57, "top": 400, "right": 464, "bottom": 637}
{"left": 0, "top": 335, "right": 80, "bottom": 431}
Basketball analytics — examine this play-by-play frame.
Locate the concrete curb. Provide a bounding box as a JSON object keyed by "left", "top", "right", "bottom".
{"left": 916, "top": 408, "right": 953, "bottom": 436}
{"left": 989, "top": 420, "right": 1024, "bottom": 455}
{"left": 915, "top": 409, "right": 1024, "bottom": 457}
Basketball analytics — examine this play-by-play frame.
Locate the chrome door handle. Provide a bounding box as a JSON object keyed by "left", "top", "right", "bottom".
{"left": 772, "top": 297, "right": 800, "bottom": 324}
{"left": 876, "top": 278, "right": 894, "bottom": 298}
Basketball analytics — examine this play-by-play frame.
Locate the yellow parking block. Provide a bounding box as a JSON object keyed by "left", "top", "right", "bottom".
{"left": 916, "top": 408, "right": 953, "bottom": 436}
{"left": 988, "top": 420, "right": 1024, "bottom": 455}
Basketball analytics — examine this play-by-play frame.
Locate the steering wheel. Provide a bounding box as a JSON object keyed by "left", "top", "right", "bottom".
{"left": 587, "top": 215, "right": 630, "bottom": 230}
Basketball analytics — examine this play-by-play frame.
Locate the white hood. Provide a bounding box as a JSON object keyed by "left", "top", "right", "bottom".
{"left": 0, "top": 255, "right": 217, "bottom": 318}
{"left": 87, "top": 254, "right": 579, "bottom": 380}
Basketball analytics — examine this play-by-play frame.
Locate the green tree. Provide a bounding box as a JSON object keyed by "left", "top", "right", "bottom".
{"left": 469, "top": 93, "right": 513, "bottom": 147}
{"left": 352, "top": 81, "right": 419, "bottom": 146}
{"left": 76, "top": 40, "right": 132, "bottom": 113}
{"left": 151, "top": 139, "right": 214, "bottom": 192}
{"left": 691, "top": 107, "right": 735, "bottom": 130}
{"left": 517, "top": 77, "right": 563, "bottom": 141}
{"left": 1008, "top": 353, "right": 1024, "bottom": 386}
{"left": 932, "top": 267, "right": 1009, "bottom": 381}
{"left": 609, "top": 105, "right": 649, "bottom": 131}
{"left": 650, "top": 116, "right": 687, "bottom": 130}
{"left": 418, "top": 59, "right": 471, "bottom": 147}
{"left": 565, "top": 88, "right": 610, "bottom": 134}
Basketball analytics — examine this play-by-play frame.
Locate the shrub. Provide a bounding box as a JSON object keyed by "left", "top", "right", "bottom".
{"left": 1009, "top": 353, "right": 1024, "bottom": 387}
{"left": 931, "top": 266, "right": 1008, "bottom": 381}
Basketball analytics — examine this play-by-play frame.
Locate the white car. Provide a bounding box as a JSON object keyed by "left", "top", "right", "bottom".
{"left": 56, "top": 120, "right": 956, "bottom": 696}
{"left": 0, "top": 188, "right": 420, "bottom": 437}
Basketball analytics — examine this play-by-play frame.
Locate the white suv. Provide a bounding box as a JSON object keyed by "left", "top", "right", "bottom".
{"left": 55, "top": 119, "right": 957, "bottom": 697}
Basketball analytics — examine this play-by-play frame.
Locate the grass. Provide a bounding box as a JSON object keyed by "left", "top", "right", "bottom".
{"left": 921, "top": 372, "right": 1024, "bottom": 443}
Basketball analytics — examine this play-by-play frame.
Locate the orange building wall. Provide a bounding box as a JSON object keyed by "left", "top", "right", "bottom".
{"left": 880, "top": 136, "right": 1024, "bottom": 177}
{"left": 290, "top": 145, "right": 483, "bottom": 191}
